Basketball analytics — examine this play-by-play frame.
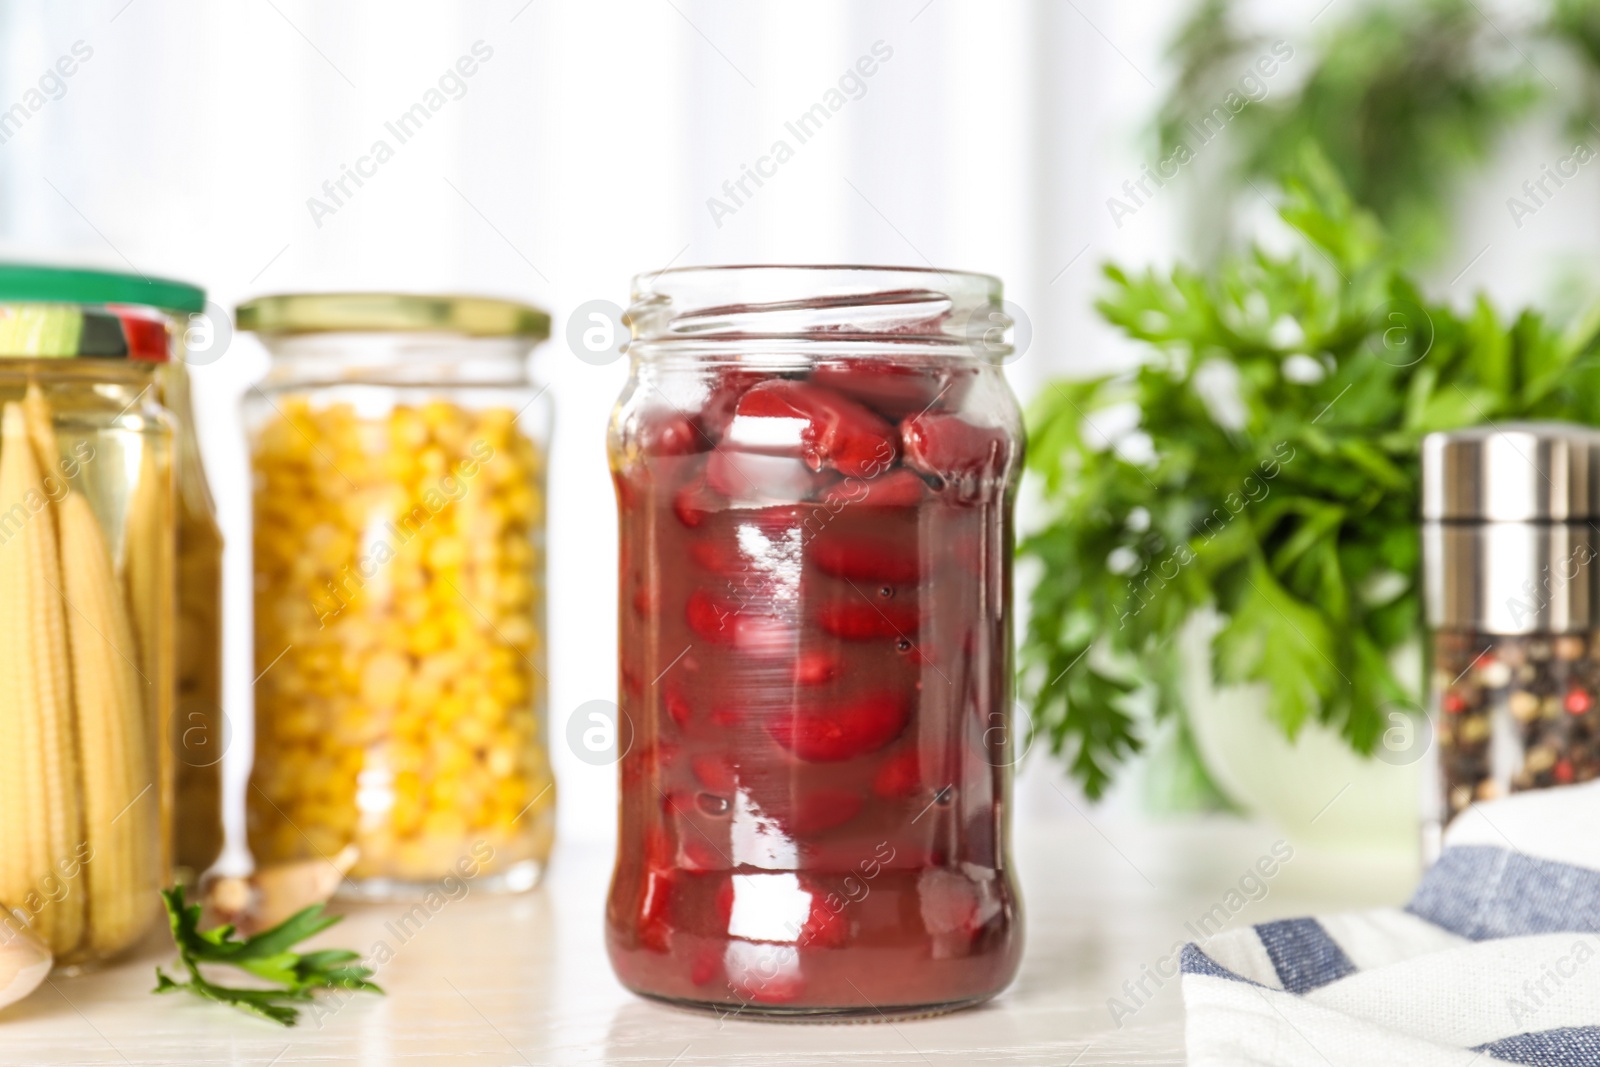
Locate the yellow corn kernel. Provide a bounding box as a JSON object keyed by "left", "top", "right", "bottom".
{"left": 486, "top": 744, "right": 518, "bottom": 779}
{"left": 419, "top": 807, "right": 466, "bottom": 843}
{"left": 397, "top": 594, "right": 431, "bottom": 627}
{"left": 390, "top": 407, "right": 428, "bottom": 450}
{"left": 503, "top": 536, "right": 532, "bottom": 568}
{"left": 442, "top": 681, "right": 475, "bottom": 713}
{"left": 408, "top": 618, "right": 446, "bottom": 656}
{"left": 399, "top": 665, "right": 442, "bottom": 707}
{"left": 393, "top": 767, "right": 421, "bottom": 798}
{"left": 424, "top": 537, "right": 466, "bottom": 571}
{"left": 390, "top": 796, "right": 423, "bottom": 837}
{"left": 496, "top": 615, "right": 537, "bottom": 652}
{"left": 436, "top": 743, "right": 472, "bottom": 779}
{"left": 492, "top": 670, "right": 529, "bottom": 709}
{"left": 389, "top": 739, "right": 426, "bottom": 775}
{"left": 418, "top": 447, "right": 447, "bottom": 476}
{"left": 359, "top": 650, "right": 409, "bottom": 708}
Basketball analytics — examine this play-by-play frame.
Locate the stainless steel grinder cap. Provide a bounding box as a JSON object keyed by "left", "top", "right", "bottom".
{"left": 1422, "top": 423, "right": 1600, "bottom": 634}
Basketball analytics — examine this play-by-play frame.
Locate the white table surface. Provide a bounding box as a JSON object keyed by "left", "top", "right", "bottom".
{"left": 1, "top": 818, "right": 1420, "bottom": 1066}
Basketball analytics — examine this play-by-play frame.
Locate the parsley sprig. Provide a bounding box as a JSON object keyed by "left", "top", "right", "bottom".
{"left": 153, "top": 886, "right": 382, "bottom": 1026}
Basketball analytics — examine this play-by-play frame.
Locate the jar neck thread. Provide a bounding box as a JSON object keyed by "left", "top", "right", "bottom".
{"left": 626, "top": 266, "right": 1010, "bottom": 363}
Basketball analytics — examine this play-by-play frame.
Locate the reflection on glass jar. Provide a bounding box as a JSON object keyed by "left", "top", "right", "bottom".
{"left": 238, "top": 294, "right": 555, "bottom": 898}
{"left": 606, "top": 266, "right": 1025, "bottom": 1017}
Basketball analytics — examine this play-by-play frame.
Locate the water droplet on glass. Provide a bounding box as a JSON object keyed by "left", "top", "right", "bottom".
{"left": 697, "top": 792, "right": 730, "bottom": 816}
{"left": 878, "top": 586, "right": 894, "bottom": 599}
{"left": 897, "top": 639, "right": 912, "bottom": 652}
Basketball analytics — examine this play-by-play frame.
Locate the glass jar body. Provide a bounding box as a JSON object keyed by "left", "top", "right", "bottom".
{"left": 0, "top": 361, "right": 173, "bottom": 969}
{"left": 605, "top": 273, "right": 1025, "bottom": 1016}
{"left": 243, "top": 334, "right": 555, "bottom": 898}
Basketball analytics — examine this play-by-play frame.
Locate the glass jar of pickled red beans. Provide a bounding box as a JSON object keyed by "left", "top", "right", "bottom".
{"left": 1422, "top": 424, "right": 1600, "bottom": 859}
{"left": 606, "top": 266, "right": 1025, "bottom": 1017}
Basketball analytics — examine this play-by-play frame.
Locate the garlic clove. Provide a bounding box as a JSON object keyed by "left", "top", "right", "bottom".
{"left": 203, "top": 844, "right": 358, "bottom": 935}
{"left": 0, "top": 924, "right": 52, "bottom": 1012}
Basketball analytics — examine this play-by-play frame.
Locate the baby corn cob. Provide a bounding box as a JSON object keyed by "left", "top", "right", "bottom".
{"left": 0, "top": 429, "right": 26, "bottom": 941}
{"left": 0, "top": 402, "right": 85, "bottom": 956}
{"left": 123, "top": 441, "right": 174, "bottom": 880}
{"left": 124, "top": 444, "right": 162, "bottom": 682}
{"left": 58, "top": 486, "right": 155, "bottom": 953}
{"left": 25, "top": 385, "right": 158, "bottom": 957}
{"left": 121, "top": 441, "right": 172, "bottom": 880}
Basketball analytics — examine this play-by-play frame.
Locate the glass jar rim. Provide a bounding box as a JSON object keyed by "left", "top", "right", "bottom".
{"left": 632, "top": 264, "right": 1002, "bottom": 301}
{"left": 626, "top": 264, "right": 1010, "bottom": 362}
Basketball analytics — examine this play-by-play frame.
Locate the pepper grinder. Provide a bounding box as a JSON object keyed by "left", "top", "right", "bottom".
{"left": 1421, "top": 423, "right": 1600, "bottom": 859}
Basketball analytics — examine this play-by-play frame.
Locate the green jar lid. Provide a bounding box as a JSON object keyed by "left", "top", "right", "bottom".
{"left": 236, "top": 292, "right": 550, "bottom": 340}
{"left": 0, "top": 263, "right": 205, "bottom": 314}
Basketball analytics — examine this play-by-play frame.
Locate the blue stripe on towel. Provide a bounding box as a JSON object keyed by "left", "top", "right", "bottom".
{"left": 1254, "top": 918, "right": 1357, "bottom": 993}
{"left": 1473, "top": 1025, "right": 1600, "bottom": 1065}
{"left": 1179, "top": 943, "right": 1263, "bottom": 986}
{"left": 1410, "top": 846, "right": 1600, "bottom": 940}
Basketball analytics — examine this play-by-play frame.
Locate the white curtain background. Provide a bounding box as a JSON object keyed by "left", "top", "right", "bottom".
{"left": 0, "top": 0, "right": 1585, "bottom": 856}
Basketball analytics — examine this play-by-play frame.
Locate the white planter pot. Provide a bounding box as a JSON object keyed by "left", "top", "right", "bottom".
{"left": 1178, "top": 609, "right": 1423, "bottom": 855}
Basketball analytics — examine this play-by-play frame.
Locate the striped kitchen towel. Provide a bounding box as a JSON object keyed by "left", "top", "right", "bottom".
{"left": 1183, "top": 780, "right": 1600, "bottom": 1065}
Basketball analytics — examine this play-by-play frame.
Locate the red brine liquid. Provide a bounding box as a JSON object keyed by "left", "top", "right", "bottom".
{"left": 607, "top": 353, "right": 1024, "bottom": 1016}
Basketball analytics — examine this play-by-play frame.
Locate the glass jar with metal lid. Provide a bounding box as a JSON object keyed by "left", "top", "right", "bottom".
{"left": 0, "top": 263, "right": 197, "bottom": 967}
{"left": 1422, "top": 423, "right": 1600, "bottom": 853}
{"left": 237, "top": 293, "right": 556, "bottom": 898}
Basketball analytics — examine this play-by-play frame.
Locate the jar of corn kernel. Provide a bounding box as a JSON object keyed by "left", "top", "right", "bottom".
{"left": 237, "top": 293, "right": 555, "bottom": 899}
{"left": 1422, "top": 424, "right": 1600, "bottom": 861}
